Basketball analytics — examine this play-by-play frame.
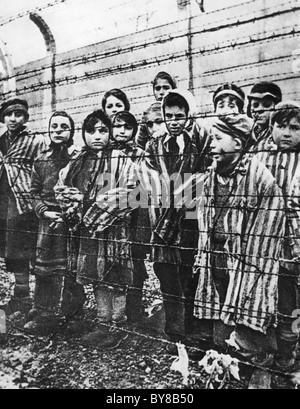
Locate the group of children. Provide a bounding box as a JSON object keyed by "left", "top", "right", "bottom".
{"left": 1, "top": 72, "right": 300, "bottom": 379}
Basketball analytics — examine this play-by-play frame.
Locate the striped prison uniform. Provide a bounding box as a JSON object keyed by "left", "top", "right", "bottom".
{"left": 0, "top": 128, "right": 45, "bottom": 214}
{"left": 193, "top": 154, "right": 285, "bottom": 334}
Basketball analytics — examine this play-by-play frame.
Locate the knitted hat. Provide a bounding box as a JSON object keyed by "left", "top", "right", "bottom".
{"left": 247, "top": 82, "right": 282, "bottom": 117}
{"left": 0, "top": 98, "right": 29, "bottom": 123}
{"left": 213, "top": 83, "right": 245, "bottom": 111}
{"left": 213, "top": 115, "right": 254, "bottom": 147}
{"left": 142, "top": 102, "right": 162, "bottom": 123}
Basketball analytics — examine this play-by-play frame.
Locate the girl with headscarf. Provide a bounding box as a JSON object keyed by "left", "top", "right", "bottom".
{"left": 25, "top": 111, "right": 78, "bottom": 334}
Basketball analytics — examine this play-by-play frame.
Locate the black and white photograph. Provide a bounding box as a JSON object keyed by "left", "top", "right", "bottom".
{"left": 0, "top": 0, "right": 300, "bottom": 392}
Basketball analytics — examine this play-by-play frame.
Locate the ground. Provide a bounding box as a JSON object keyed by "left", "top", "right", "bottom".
{"left": 0, "top": 259, "right": 295, "bottom": 390}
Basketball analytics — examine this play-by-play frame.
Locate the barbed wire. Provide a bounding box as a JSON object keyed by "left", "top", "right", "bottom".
{"left": 0, "top": 0, "right": 299, "bottom": 389}
{"left": 5, "top": 30, "right": 300, "bottom": 100}
{"left": 12, "top": 105, "right": 300, "bottom": 135}
{"left": 0, "top": 305, "right": 293, "bottom": 389}
{"left": 0, "top": 0, "right": 68, "bottom": 27}
{"left": 0, "top": 4, "right": 298, "bottom": 89}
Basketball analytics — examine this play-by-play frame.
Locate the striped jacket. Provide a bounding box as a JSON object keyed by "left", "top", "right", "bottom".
{"left": 0, "top": 128, "right": 45, "bottom": 214}
{"left": 255, "top": 137, "right": 300, "bottom": 267}
{"left": 141, "top": 126, "right": 209, "bottom": 264}
{"left": 250, "top": 126, "right": 272, "bottom": 154}
{"left": 194, "top": 154, "right": 285, "bottom": 333}
{"left": 61, "top": 145, "right": 144, "bottom": 285}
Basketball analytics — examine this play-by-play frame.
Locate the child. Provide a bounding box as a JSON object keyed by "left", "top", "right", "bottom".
{"left": 255, "top": 102, "right": 300, "bottom": 372}
{"left": 0, "top": 98, "right": 44, "bottom": 316}
{"left": 24, "top": 111, "right": 76, "bottom": 334}
{"left": 137, "top": 72, "right": 177, "bottom": 150}
{"left": 153, "top": 71, "right": 177, "bottom": 103}
{"left": 213, "top": 83, "right": 245, "bottom": 116}
{"left": 102, "top": 89, "right": 131, "bottom": 120}
{"left": 247, "top": 81, "right": 282, "bottom": 153}
{"left": 57, "top": 110, "right": 112, "bottom": 333}
{"left": 143, "top": 89, "right": 207, "bottom": 349}
{"left": 137, "top": 102, "right": 166, "bottom": 150}
{"left": 82, "top": 111, "right": 148, "bottom": 345}
{"left": 193, "top": 115, "right": 285, "bottom": 375}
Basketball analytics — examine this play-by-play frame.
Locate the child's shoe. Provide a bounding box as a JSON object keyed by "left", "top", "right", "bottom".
{"left": 24, "top": 314, "right": 60, "bottom": 336}
{"left": 3, "top": 296, "right": 33, "bottom": 317}
{"left": 97, "top": 328, "right": 126, "bottom": 349}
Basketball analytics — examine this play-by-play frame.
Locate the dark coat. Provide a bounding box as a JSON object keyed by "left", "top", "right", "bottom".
{"left": 31, "top": 146, "right": 73, "bottom": 276}
{"left": 0, "top": 128, "right": 44, "bottom": 261}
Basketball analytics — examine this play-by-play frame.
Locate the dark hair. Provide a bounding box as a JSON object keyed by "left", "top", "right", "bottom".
{"left": 153, "top": 72, "right": 177, "bottom": 90}
{"left": 82, "top": 110, "right": 111, "bottom": 144}
{"left": 112, "top": 111, "right": 138, "bottom": 141}
{"left": 163, "top": 93, "right": 189, "bottom": 116}
{"left": 49, "top": 111, "right": 75, "bottom": 147}
{"left": 271, "top": 102, "right": 300, "bottom": 126}
{"left": 213, "top": 83, "right": 245, "bottom": 113}
{"left": 102, "top": 89, "right": 131, "bottom": 112}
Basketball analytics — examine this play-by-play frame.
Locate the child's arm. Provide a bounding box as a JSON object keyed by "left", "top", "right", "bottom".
{"left": 31, "top": 160, "right": 48, "bottom": 218}
{"left": 31, "top": 160, "right": 62, "bottom": 222}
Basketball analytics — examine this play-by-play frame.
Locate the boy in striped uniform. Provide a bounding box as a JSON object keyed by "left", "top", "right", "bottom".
{"left": 256, "top": 102, "right": 300, "bottom": 372}
{"left": 0, "top": 98, "right": 44, "bottom": 316}
{"left": 194, "top": 115, "right": 285, "bottom": 369}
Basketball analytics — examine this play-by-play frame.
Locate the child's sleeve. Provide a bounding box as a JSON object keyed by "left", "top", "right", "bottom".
{"left": 31, "top": 160, "right": 48, "bottom": 218}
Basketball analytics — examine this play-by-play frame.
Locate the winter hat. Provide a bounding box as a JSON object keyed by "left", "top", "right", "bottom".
{"left": 0, "top": 98, "right": 29, "bottom": 123}
{"left": 213, "top": 115, "right": 254, "bottom": 147}
{"left": 213, "top": 83, "right": 245, "bottom": 112}
{"left": 247, "top": 82, "right": 282, "bottom": 117}
{"left": 142, "top": 102, "right": 162, "bottom": 123}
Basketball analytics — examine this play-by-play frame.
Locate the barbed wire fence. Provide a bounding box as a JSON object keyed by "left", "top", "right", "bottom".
{"left": 0, "top": 0, "right": 300, "bottom": 389}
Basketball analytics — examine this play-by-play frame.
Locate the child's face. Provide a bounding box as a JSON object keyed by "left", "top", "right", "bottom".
{"left": 216, "top": 96, "right": 240, "bottom": 116}
{"left": 50, "top": 116, "right": 72, "bottom": 145}
{"left": 84, "top": 120, "right": 110, "bottom": 151}
{"left": 210, "top": 128, "right": 241, "bottom": 168}
{"left": 105, "top": 96, "right": 125, "bottom": 120}
{"left": 250, "top": 97, "right": 275, "bottom": 128}
{"left": 273, "top": 116, "right": 300, "bottom": 150}
{"left": 154, "top": 79, "right": 173, "bottom": 102}
{"left": 164, "top": 106, "right": 188, "bottom": 137}
{"left": 112, "top": 118, "right": 134, "bottom": 143}
{"left": 145, "top": 111, "right": 164, "bottom": 137}
{"left": 4, "top": 111, "right": 26, "bottom": 133}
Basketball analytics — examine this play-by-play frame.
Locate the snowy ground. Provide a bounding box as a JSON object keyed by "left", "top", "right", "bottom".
{"left": 0, "top": 258, "right": 294, "bottom": 390}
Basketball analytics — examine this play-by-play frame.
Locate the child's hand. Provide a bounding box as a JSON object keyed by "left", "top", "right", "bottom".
{"left": 43, "top": 211, "right": 63, "bottom": 223}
